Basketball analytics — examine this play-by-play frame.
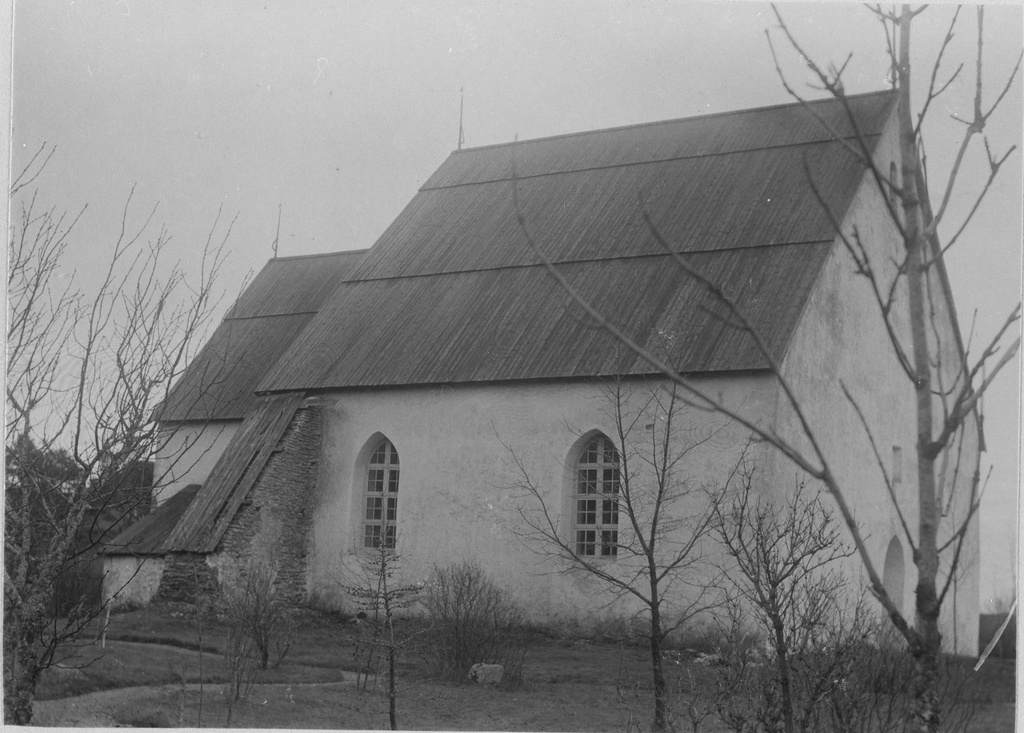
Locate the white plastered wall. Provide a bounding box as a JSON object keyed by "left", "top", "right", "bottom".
{"left": 776, "top": 105, "right": 980, "bottom": 654}
{"left": 102, "top": 556, "right": 165, "bottom": 609}
{"left": 306, "top": 375, "right": 776, "bottom": 625}
{"left": 151, "top": 420, "right": 239, "bottom": 504}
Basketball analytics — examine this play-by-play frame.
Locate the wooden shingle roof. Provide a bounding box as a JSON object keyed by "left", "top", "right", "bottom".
{"left": 102, "top": 484, "right": 202, "bottom": 556}
{"left": 163, "top": 393, "right": 306, "bottom": 553}
{"left": 108, "top": 394, "right": 306, "bottom": 555}
{"left": 257, "top": 90, "right": 895, "bottom": 393}
{"left": 158, "top": 250, "right": 366, "bottom": 421}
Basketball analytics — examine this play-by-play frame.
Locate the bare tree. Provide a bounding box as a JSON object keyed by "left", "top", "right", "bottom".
{"left": 710, "top": 464, "right": 855, "bottom": 733}
{"left": 220, "top": 560, "right": 294, "bottom": 673}
{"left": 507, "top": 378, "right": 723, "bottom": 731}
{"left": 4, "top": 145, "right": 231, "bottom": 724}
{"left": 511, "top": 6, "right": 1019, "bottom": 731}
{"left": 340, "top": 532, "right": 422, "bottom": 732}
{"left": 762, "top": 6, "right": 1020, "bottom": 729}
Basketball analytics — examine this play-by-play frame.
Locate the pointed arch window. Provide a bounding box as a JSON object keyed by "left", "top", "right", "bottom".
{"left": 364, "top": 439, "right": 399, "bottom": 549}
{"left": 573, "top": 434, "right": 620, "bottom": 557}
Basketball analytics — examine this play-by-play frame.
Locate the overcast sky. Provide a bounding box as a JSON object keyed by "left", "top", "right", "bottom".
{"left": 10, "top": 1, "right": 1022, "bottom": 609}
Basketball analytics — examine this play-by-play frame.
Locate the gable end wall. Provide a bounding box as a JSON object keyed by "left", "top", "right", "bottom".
{"left": 776, "top": 105, "right": 979, "bottom": 654}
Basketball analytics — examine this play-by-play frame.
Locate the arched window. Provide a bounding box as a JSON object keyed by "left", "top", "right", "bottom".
{"left": 363, "top": 438, "right": 399, "bottom": 549}
{"left": 573, "top": 434, "right": 620, "bottom": 557}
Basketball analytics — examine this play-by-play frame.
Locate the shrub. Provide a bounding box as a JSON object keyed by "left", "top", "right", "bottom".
{"left": 222, "top": 615, "right": 259, "bottom": 711}
{"left": 422, "top": 560, "right": 529, "bottom": 684}
{"left": 219, "top": 561, "right": 294, "bottom": 671}
{"left": 698, "top": 602, "right": 978, "bottom": 733}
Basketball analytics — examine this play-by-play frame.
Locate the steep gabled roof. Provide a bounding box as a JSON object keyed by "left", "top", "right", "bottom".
{"left": 256, "top": 91, "right": 895, "bottom": 392}
{"left": 158, "top": 250, "right": 366, "bottom": 422}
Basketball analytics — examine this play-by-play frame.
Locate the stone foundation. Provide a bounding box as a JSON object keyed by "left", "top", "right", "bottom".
{"left": 152, "top": 552, "right": 220, "bottom": 606}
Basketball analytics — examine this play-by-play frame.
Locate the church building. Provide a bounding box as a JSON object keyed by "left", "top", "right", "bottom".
{"left": 103, "top": 90, "right": 981, "bottom": 654}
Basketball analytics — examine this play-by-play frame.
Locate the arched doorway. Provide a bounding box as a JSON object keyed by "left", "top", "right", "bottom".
{"left": 882, "top": 537, "right": 905, "bottom": 614}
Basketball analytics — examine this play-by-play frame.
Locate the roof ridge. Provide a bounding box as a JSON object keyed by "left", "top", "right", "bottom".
{"left": 451, "top": 89, "right": 894, "bottom": 155}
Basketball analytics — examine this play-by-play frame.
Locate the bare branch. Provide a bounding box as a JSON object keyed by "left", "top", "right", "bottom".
{"left": 915, "top": 7, "right": 962, "bottom": 138}
{"left": 10, "top": 143, "right": 58, "bottom": 197}
{"left": 5, "top": 150, "right": 231, "bottom": 722}
{"left": 932, "top": 138, "right": 1018, "bottom": 258}
{"left": 841, "top": 383, "right": 917, "bottom": 553}
{"left": 926, "top": 7, "right": 1022, "bottom": 239}
{"left": 923, "top": 307, "right": 1021, "bottom": 459}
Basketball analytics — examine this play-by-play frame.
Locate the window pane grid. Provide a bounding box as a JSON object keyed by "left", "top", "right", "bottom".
{"left": 367, "top": 469, "right": 384, "bottom": 493}
{"left": 364, "top": 524, "right": 396, "bottom": 549}
{"left": 573, "top": 435, "right": 620, "bottom": 559}
{"left": 601, "top": 498, "right": 618, "bottom": 525}
{"left": 577, "top": 498, "right": 596, "bottom": 525}
{"left": 576, "top": 530, "right": 596, "bottom": 556}
{"left": 364, "top": 439, "right": 399, "bottom": 549}
{"left": 602, "top": 467, "right": 620, "bottom": 494}
{"left": 601, "top": 531, "right": 618, "bottom": 557}
{"left": 577, "top": 468, "right": 597, "bottom": 494}
{"left": 366, "top": 496, "right": 382, "bottom": 520}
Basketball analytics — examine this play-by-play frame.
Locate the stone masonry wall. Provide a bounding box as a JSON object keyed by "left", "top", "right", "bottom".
{"left": 153, "top": 552, "right": 220, "bottom": 606}
{"left": 213, "top": 405, "right": 323, "bottom": 604}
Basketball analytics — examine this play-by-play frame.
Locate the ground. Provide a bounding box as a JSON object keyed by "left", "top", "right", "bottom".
{"left": 30, "top": 604, "right": 1016, "bottom": 730}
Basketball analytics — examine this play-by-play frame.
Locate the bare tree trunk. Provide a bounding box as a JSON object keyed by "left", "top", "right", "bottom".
{"left": 771, "top": 616, "right": 795, "bottom": 733}
{"left": 388, "top": 644, "right": 398, "bottom": 732}
{"left": 384, "top": 569, "right": 398, "bottom": 732}
{"left": 648, "top": 580, "right": 668, "bottom": 731}
{"left": 896, "top": 7, "right": 942, "bottom": 730}
{"left": 3, "top": 609, "right": 43, "bottom": 725}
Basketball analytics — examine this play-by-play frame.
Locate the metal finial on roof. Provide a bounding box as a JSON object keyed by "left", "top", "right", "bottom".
{"left": 458, "top": 87, "right": 465, "bottom": 151}
{"left": 272, "top": 204, "right": 282, "bottom": 258}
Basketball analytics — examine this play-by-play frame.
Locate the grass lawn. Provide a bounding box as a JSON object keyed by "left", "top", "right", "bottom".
{"left": 31, "top": 603, "right": 1017, "bottom": 731}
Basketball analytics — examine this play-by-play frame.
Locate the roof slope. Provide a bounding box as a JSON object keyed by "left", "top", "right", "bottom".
{"left": 164, "top": 392, "right": 306, "bottom": 553}
{"left": 351, "top": 92, "right": 893, "bottom": 280}
{"left": 102, "top": 484, "right": 202, "bottom": 556}
{"left": 258, "top": 91, "right": 895, "bottom": 393}
{"left": 107, "top": 394, "right": 305, "bottom": 556}
{"left": 158, "top": 250, "right": 365, "bottom": 421}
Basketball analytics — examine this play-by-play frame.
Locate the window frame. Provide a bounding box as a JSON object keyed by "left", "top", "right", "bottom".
{"left": 361, "top": 437, "right": 400, "bottom": 550}
{"left": 570, "top": 433, "right": 621, "bottom": 559}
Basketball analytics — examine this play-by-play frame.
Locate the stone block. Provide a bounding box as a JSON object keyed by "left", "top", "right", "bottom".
{"left": 467, "top": 663, "right": 504, "bottom": 684}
